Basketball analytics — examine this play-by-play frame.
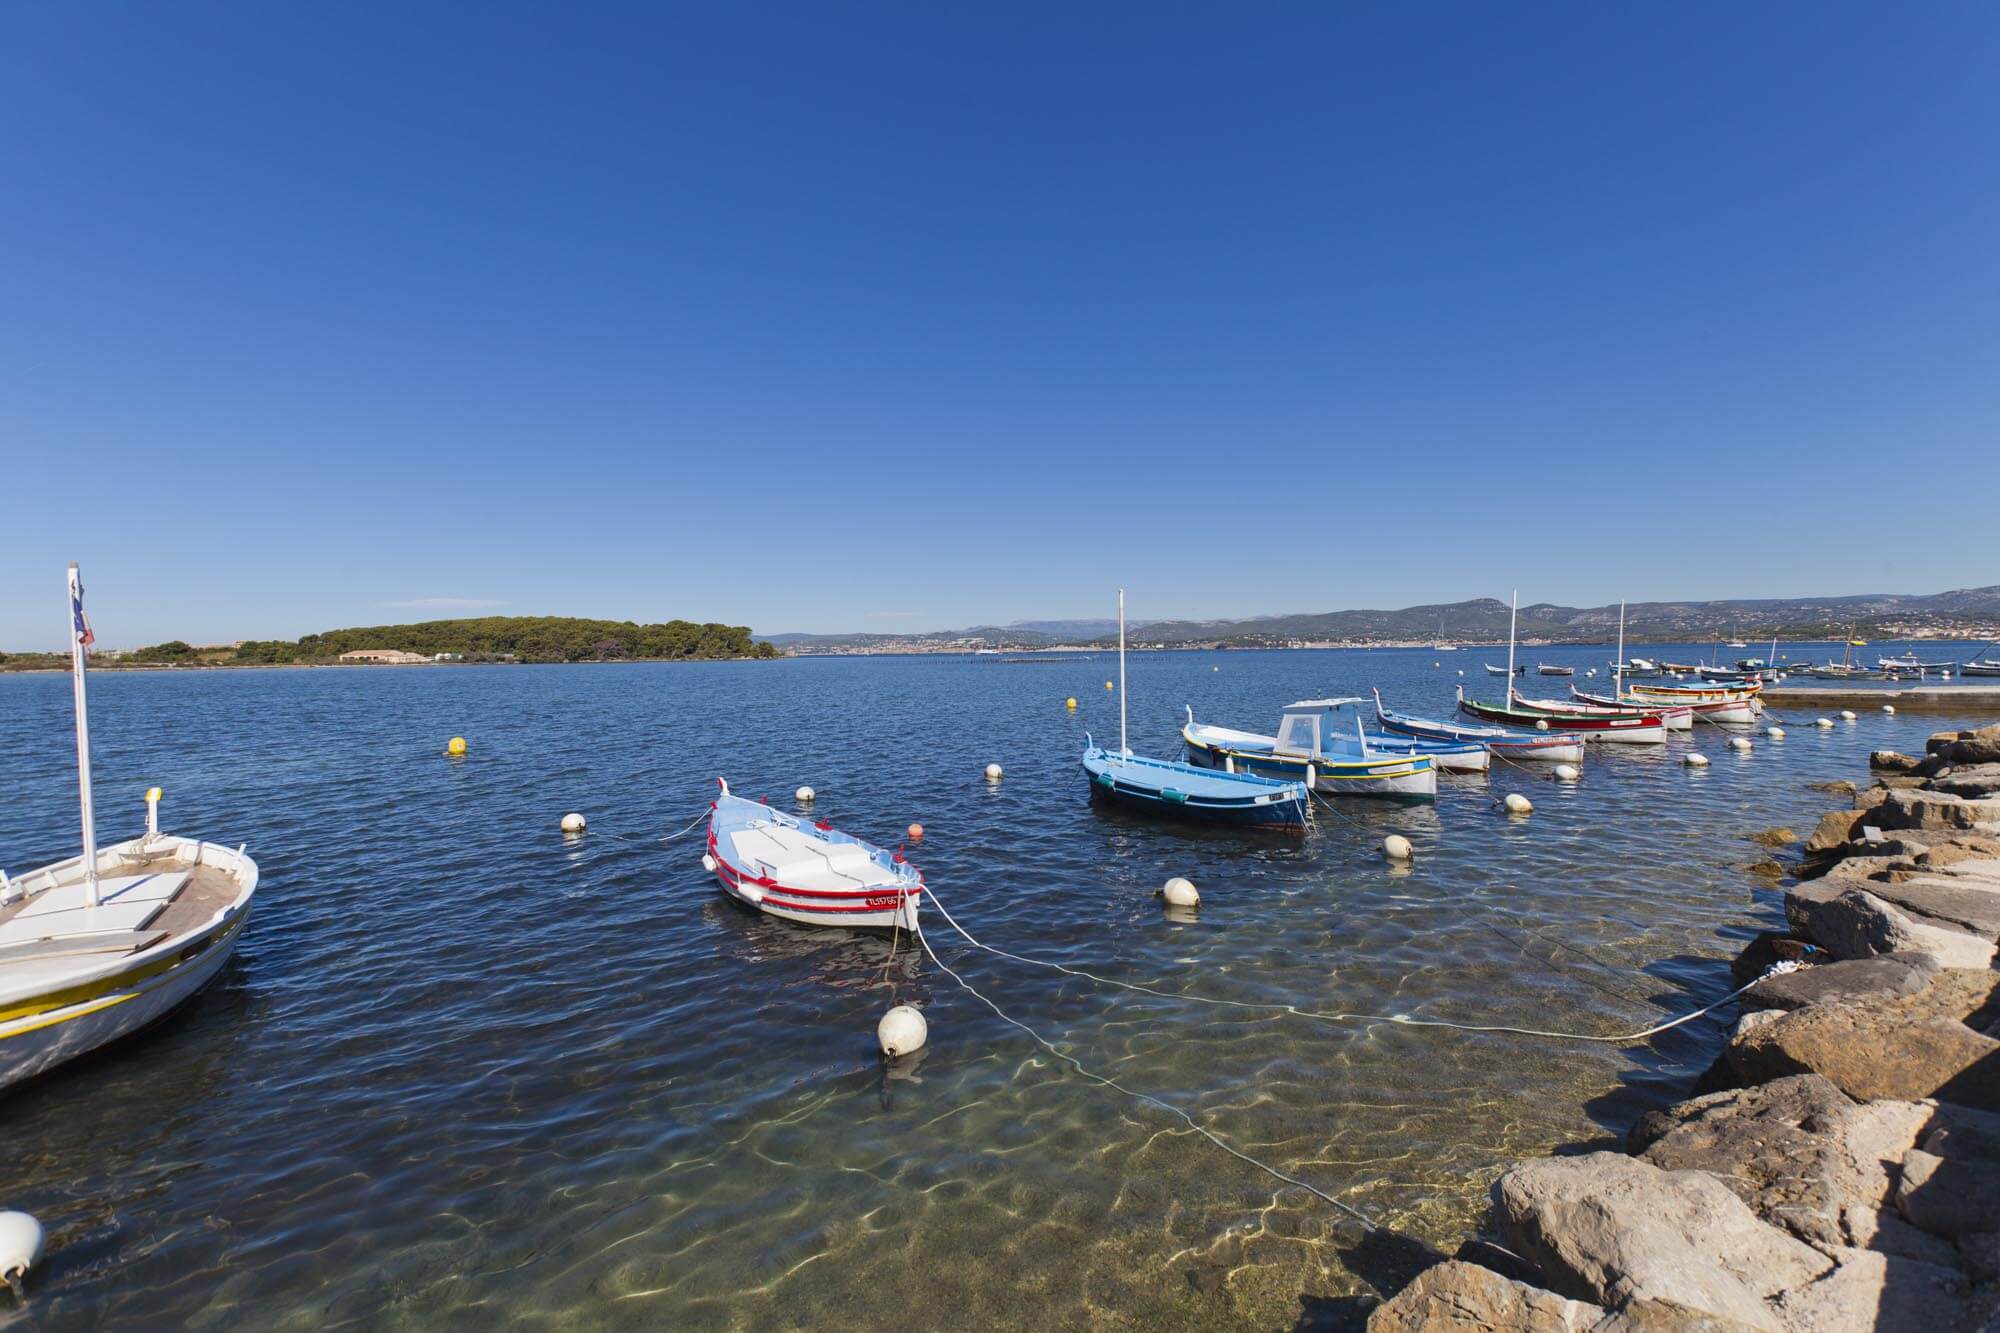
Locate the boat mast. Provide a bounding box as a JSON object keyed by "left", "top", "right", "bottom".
{"left": 68, "top": 563, "right": 100, "bottom": 908}
{"left": 1504, "top": 589, "right": 1518, "bottom": 703}
{"left": 1615, "top": 599, "right": 1626, "bottom": 699}
{"left": 1118, "top": 587, "right": 1128, "bottom": 757}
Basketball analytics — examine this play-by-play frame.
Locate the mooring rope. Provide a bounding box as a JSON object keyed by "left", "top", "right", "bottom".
{"left": 659, "top": 807, "right": 713, "bottom": 842}
{"left": 920, "top": 886, "right": 1797, "bottom": 1044}
{"left": 910, "top": 917, "right": 1380, "bottom": 1229}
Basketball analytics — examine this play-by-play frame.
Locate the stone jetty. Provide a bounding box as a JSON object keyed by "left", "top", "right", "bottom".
{"left": 1370, "top": 722, "right": 2000, "bottom": 1331}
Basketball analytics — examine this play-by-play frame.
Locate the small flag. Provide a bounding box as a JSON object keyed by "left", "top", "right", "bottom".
{"left": 72, "top": 578, "right": 94, "bottom": 652}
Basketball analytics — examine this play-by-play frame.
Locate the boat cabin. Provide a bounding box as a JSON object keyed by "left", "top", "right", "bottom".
{"left": 1272, "top": 698, "right": 1374, "bottom": 758}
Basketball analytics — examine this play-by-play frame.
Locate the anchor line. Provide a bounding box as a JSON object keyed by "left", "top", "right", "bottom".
{"left": 910, "top": 917, "right": 1380, "bottom": 1230}
{"left": 919, "top": 884, "right": 1798, "bottom": 1045}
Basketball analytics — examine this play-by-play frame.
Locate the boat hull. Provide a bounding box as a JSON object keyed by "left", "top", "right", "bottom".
{"left": 1082, "top": 746, "right": 1308, "bottom": 829}
{"left": 1574, "top": 689, "right": 1757, "bottom": 725}
{"left": 0, "top": 907, "right": 250, "bottom": 1092}
{"left": 1458, "top": 694, "right": 1666, "bottom": 744}
{"left": 1182, "top": 728, "right": 1436, "bottom": 800}
{"left": 708, "top": 829, "right": 921, "bottom": 931}
{"left": 1373, "top": 710, "right": 1585, "bottom": 763}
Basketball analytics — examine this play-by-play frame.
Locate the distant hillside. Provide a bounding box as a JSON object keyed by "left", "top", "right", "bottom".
{"left": 763, "top": 587, "right": 2000, "bottom": 652}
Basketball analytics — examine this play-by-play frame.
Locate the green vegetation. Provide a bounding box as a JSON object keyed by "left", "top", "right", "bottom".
{"left": 292, "top": 616, "right": 775, "bottom": 663}
{"left": 2, "top": 616, "right": 776, "bottom": 670}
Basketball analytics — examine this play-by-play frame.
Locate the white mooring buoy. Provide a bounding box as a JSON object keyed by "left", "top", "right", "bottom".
{"left": 1840, "top": 710, "right": 1858, "bottom": 721}
{"left": 560, "top": 812, "right": 586, "bottom": 834}
{"left": 1504, "top": 792, "right": 1533, "bottom": 815}
{"left": 1815, "top": 717, "right": 1834, "bottom": 728}
{"left": 1382, "top": 834, "right": 1413, "bottom": 862}
{"left": 1730, "top": 737, "right": 1753, "bottom": 752}
{"left": 984, "top": 763, "right": 1003, "bottom": 782}
{"left": 1535, "top": 719, "right": 1549, "bottom": 731}
{"left": 795, "top": 785, "right": 815, "bottom": 803}
{"left": 877, "top": 1005, "right": 928, "bottom": 1057}
{"left": 1684, "top": 752, "right": 1710, "bottom": 767}
{"left": 1160, "top": 876, "right": 1200, "bottom": 908}
{"left": 1883, "top": 704, "right": 1897, "bottom": 715}
{"left": 0, "top": 1210, "right": 43, "bottom": 1288}
{"left": 701, "top": 853, "right": 718, "bottom": 872}
{"left": 1554, "top": 763, "right": 1579, "bottom": 783}
{"left": 1766, "top": 726, "right": 1786, "bottom": 739}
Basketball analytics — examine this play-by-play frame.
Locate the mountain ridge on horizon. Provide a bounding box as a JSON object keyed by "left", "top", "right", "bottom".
{"left": 760, "top": 586, "right": 2000, "bottom": 648}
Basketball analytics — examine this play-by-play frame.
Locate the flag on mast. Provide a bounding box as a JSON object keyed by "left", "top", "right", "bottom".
{"left": 72, "top": 574, "right": 95, "bottom": 653}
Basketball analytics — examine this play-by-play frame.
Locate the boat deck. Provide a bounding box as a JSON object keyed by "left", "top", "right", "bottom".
{"left": 725, "top": 823, "right": 901, "bottom": 891}
{"left": 0, "top": 855, "right": 240, "bottom": 982}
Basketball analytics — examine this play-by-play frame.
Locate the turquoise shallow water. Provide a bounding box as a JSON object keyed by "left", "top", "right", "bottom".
{"left": 0, "top": 648, "right": 1990, "bottom": 1328}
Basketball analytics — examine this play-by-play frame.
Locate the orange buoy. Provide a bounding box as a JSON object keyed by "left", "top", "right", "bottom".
{"left": 907, "top": 822, "right": 924, "bottom": 841}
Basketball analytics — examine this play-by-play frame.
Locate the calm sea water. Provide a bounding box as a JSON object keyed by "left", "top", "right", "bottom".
{"left": 0, "top": 648, "right": 1990, "bottom": 1329}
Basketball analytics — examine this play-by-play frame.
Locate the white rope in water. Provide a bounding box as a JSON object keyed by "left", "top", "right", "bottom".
{"left": 910, "top": 919, "right": 1380, "bottom": 1229}
{"left": 659, "top": 808, "right": 712, "bottom": 842}
{"left": 921, "top": 886, "right": 1800, "bottom": 1044}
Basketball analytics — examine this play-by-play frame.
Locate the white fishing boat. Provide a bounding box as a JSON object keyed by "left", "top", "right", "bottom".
{"left": 2, "top": 566, "right": 259, "bottom": 1093}
{"left": 703, "top": 781, "right": 922, "bottom": 930}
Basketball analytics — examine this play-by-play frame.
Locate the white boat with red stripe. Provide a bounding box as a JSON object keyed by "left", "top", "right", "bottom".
{"left": 702, "top": 780, "right": 922, "bottom": 931}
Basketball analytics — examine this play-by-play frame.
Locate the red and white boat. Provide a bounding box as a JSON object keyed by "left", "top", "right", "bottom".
{"left": 703, "top": 780, "right": 922, "bottom": 930}
{"left": 1510, "top": 687, "right": 1694, "bottom": 733}
{"left": 1569, "top": 687, "right": 1758, "bottom": 725}
{"left": 1456, "top": 685, "right": 1667, "bottom": 743}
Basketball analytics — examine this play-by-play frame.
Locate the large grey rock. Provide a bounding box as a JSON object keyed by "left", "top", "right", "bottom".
{"left": 1872, "top": 750, "right": 1923, "bottom": 772}
{"left": 1784, "top": 886, "right": 1996, "bottom": 969}
{"left": 1628, "top": 1075, "right": 1855, "bottom": 1247}
{"left": 1629, "top": 1077, "right": 1930, "bottom": 1250}
{"left": 1863, "top": 875, "right": 2000, "bottom": 937}
{"left": 1934, "top": 724, "right": 2000, "bottom": 767}
{"left": 1727, "top": 969, "right": 2000, "bottom": 1105}
{"left": 1896, "top": 1148, "right": 2000, "bottom": 1239}
{"left": 1931, "top": 765, "right": 2000, "bottom": 799}
{"left": 1841, "top": 1205, "right": 1963, "bottom": 1267}
{"left": 1365, "top": 1260, "right": 1605, "bottom": 1331}
{"left": 1493, "top": 1152, "right": 1831, "bottom": 1330}
{"left": 1770, "top": 1246, "right": 1979, "bottom": 1333}
{"left": 1744, "top": 953, "right": 1939, "bottom": 1012}
{"left": 1876, "top": 788, "right": 2000, "bottom": 834}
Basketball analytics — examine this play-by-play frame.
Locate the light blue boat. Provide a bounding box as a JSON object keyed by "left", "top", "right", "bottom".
{"left": 1080, "top": 590, "right": 1310, "bottom": 831}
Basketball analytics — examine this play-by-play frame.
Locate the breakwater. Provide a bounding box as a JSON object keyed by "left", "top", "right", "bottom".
{"left": 1371, "top": 721, "right": 2000, "bottom": 1330}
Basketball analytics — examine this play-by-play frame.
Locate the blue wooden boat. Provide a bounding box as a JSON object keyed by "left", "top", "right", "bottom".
{"left": 1182, "top": 699, "right": 1441, "bottom": 800}
{"left": 1082, "top": 737, "right": 1308, "bottom": 829}
{"left": 1371, "top": 690, "right": 1587, "bottom": 763}
{"left": 1080, "top": 589, "right": 1309, "bottom": 830}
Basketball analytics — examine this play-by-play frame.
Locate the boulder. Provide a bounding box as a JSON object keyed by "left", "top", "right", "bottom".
{"left": 1861, "top": 875, "right": 2000, "bottom": 938}
{"left": 1783, "top": 886, "right": 1995, "bottom": 969}
{"left": 1727, "top": 969, "right": 2000, "bottom": 1104}
{"left": 1364, "top": 1260, "right": 1605, "bottom": 1332}
{"left": 1934, "top": 724, "right": 2000, "bottom": 767}
{"left": 1627, "top": 1075, "right": 1856, "bottom": 1247}
{"left": 1744, "top": 953, "right": 1939, "bottom": 1012}
{"left": 1809, "top": 779, "right": 1858, "bottom": 798}
{"left": 1931, "top": 765, "right": 2000, "bottom": 799}
{"left": 1749, "top": 827, "right": 1800, "bottom": 848}
{"left": 1492, "top": 1152, "right": 1831, "bottom": 1329}
{"left": 1872, "top": 750, "right": 1922, "bottom": 772}
{"left": 1730, "top": 933, "right": 1831, "bottom": 986}
{"left": 1875, "top": 788, "right": 2000, "bottom": 834}
{"left": 1926, "top": 729, "right": 1976, "bottom": 756}
{"left": 1841, "top": 1205, "right": 1963, "bottom": 1267}
{"left": 1770, "top": 1246, "right": 1979, "bottom": 1333}
{"left": 1919, "top": 1102, "right": 2000, "bottom": 1160}
{"left": 1804, "top": 808, "right": 1865, "bottom": 855}
{"left": 1895, "top": 1148, "right": 2000, "bottom": 1238}
{"left": 1915, "top": 834, "right": 2000, "bottom": 870}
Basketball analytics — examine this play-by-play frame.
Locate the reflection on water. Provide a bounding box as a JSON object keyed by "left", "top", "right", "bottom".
{"left": 0, "top": 649, "right": 1985, "bottom": 1327}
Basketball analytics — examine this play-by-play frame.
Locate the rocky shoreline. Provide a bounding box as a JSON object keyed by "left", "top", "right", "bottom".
{"left": 1369, "top": 721, "right": 2000, "bottom": 1331}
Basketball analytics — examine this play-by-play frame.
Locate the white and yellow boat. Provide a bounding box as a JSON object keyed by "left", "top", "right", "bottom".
{"left": 1, "top": 819, "right": 257, "bottom": 1091}
{"left": 0, "top": 564, "right": 257, "bottom": 1093}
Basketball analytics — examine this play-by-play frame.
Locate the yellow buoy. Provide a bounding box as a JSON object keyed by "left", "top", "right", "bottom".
{"left": 1105, "top": 680, "right": 1114, "bottom": 691}
{"left": 1065, "top": 697, "right": 1078, "bottom": 710}
{"left": 445, "top": 736, "right": 468, "bottom": 756}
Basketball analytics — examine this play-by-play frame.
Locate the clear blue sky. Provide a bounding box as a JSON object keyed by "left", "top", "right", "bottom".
{"left": 4, "top": 2, "right": 1996, "bottom": 648}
